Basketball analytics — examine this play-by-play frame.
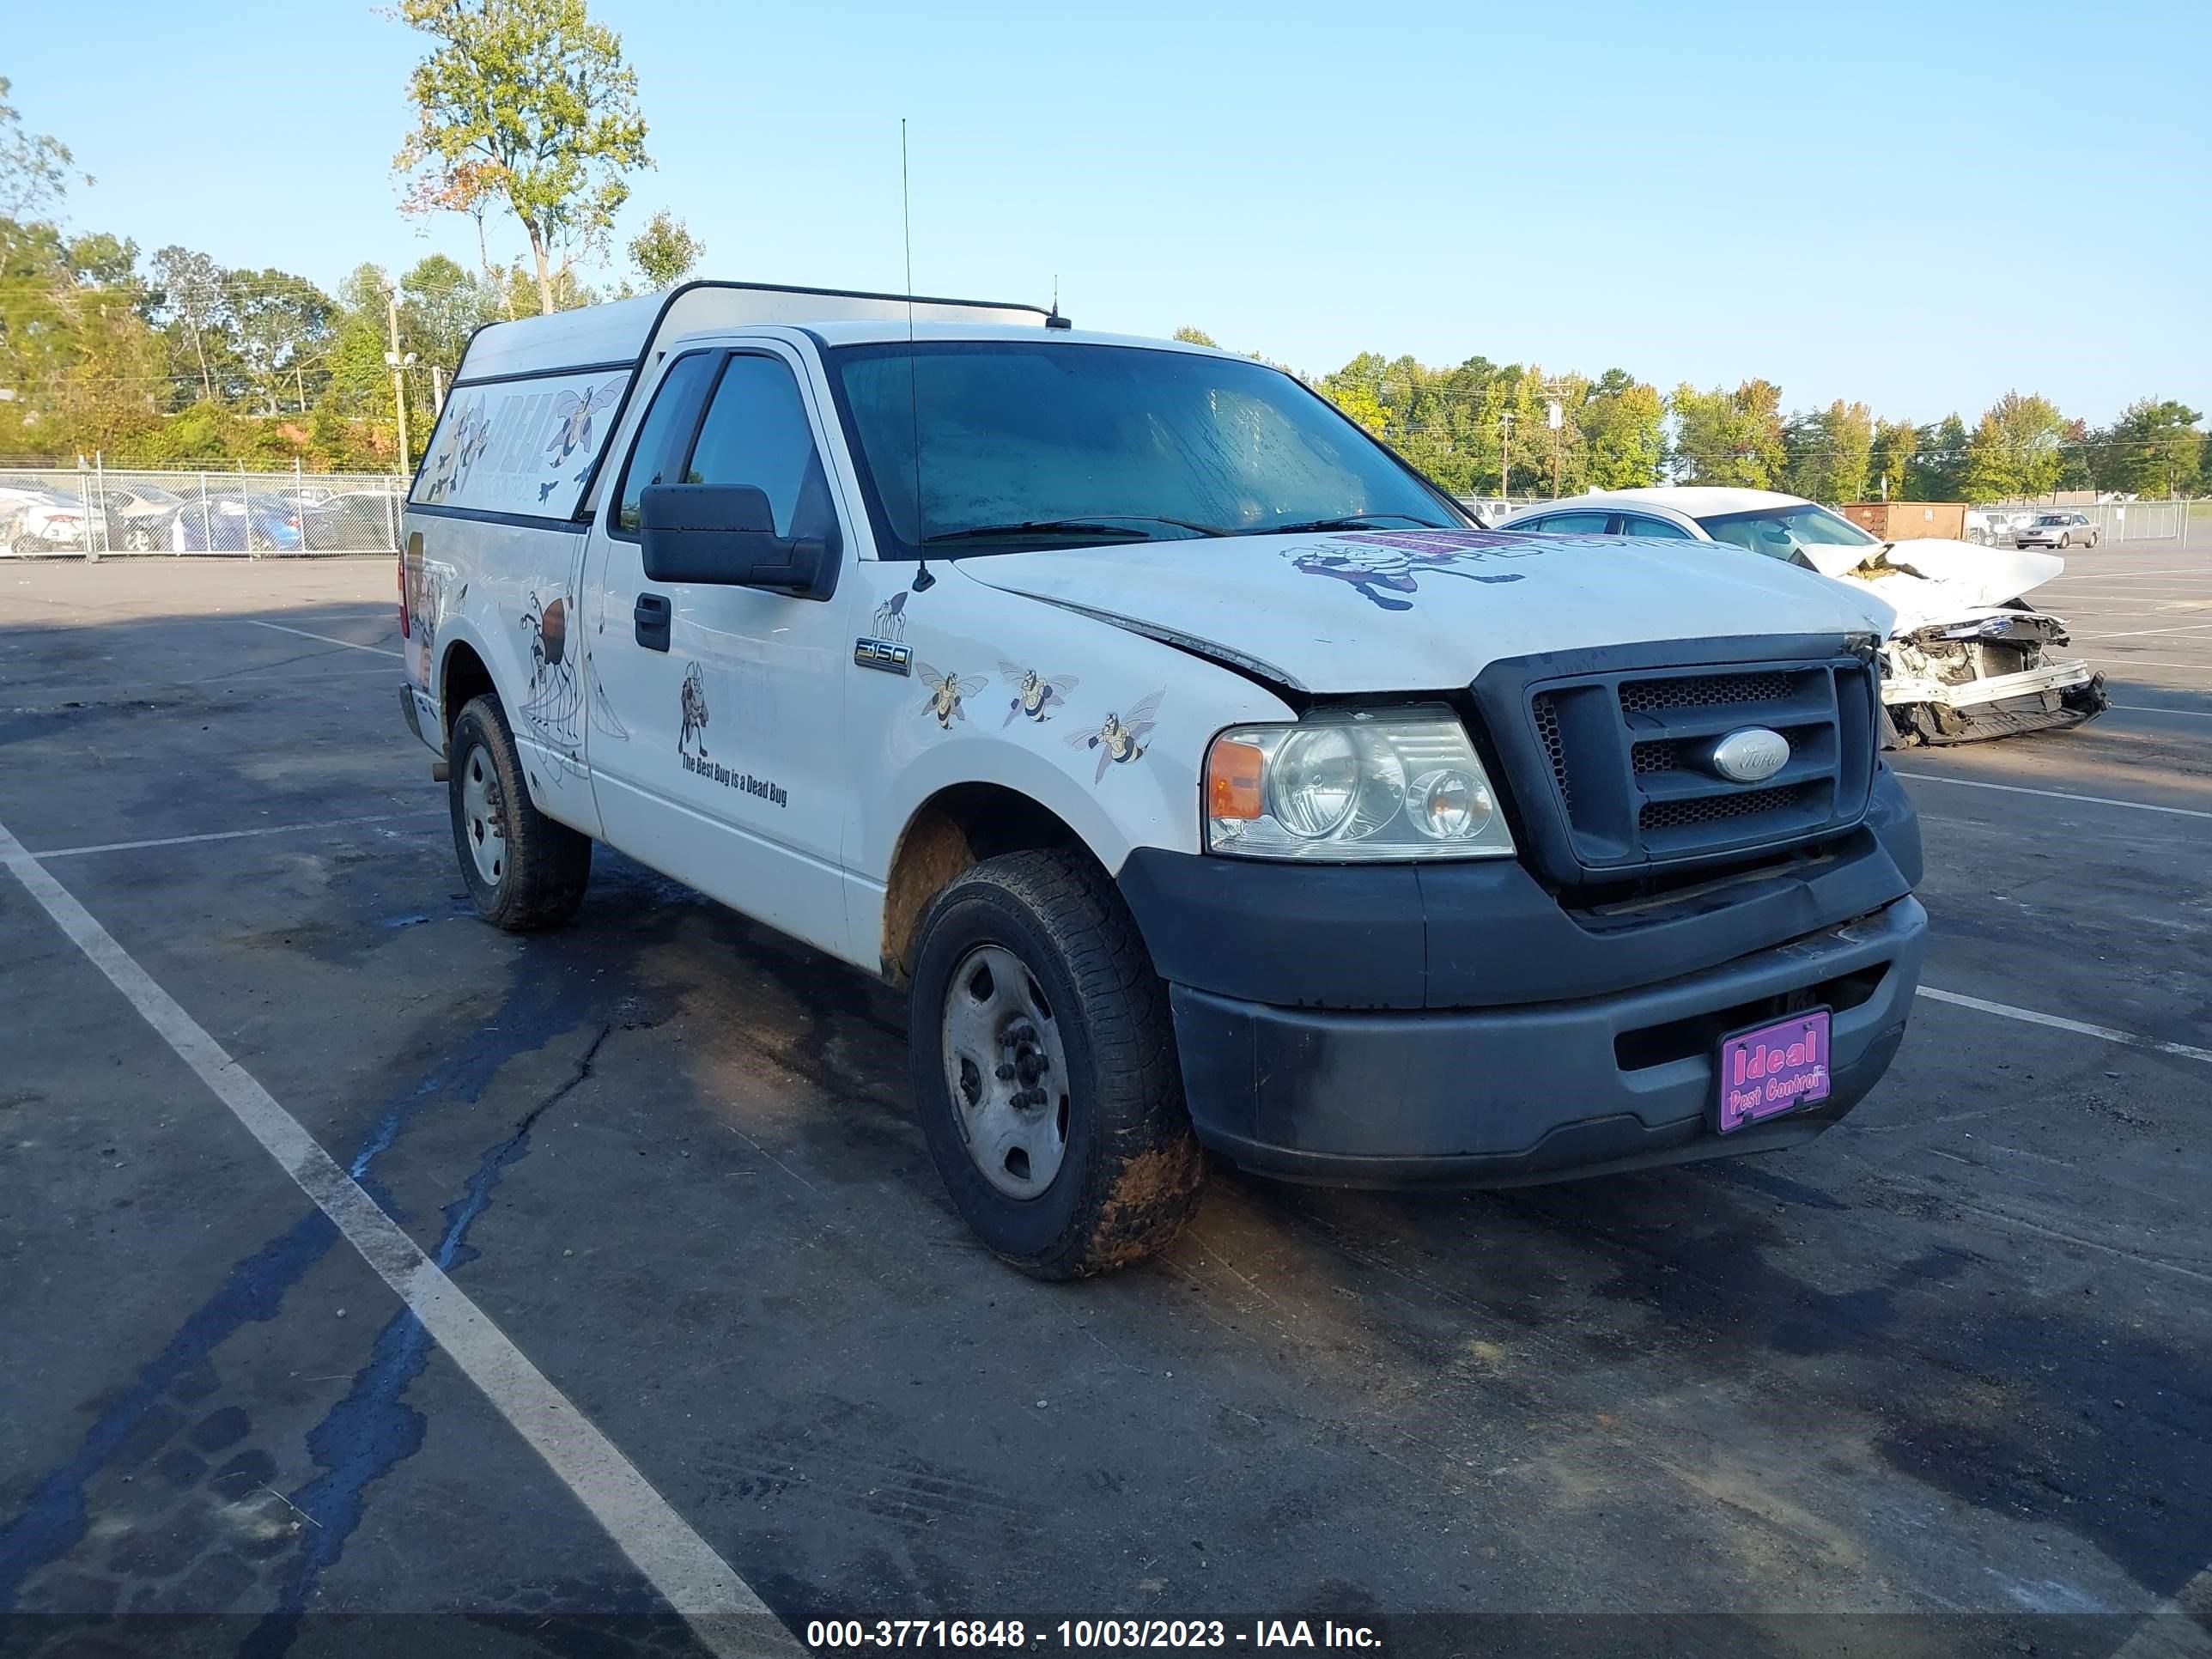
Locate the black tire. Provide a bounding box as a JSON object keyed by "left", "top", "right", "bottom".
{"left": 908, "top": 849, "right": 1206, "bottom": 1279}
{"left": 2058, "top": 533, "right": 2070, "bottom": 549}
{"left": 447, "top": 695, "right": 592, "bottom": 932}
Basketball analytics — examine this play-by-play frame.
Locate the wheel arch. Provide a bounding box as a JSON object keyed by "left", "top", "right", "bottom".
{"left": 878, "top": 783, "right": 1103, "bottom": 985}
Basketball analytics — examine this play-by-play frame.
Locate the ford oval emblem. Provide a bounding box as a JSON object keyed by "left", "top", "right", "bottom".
{"left": 1711, "top": 727, "right": 1790, "bottom": 784}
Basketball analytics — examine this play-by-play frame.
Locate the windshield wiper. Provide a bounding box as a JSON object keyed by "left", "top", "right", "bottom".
{"left": 1247, "top": 514, "right": 1451, "bottom": 536}
{"left": 921, "top": 515, "right": 1224, "bottom": 546}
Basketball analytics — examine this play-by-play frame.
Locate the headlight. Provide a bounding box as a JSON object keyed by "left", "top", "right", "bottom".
{"left": 1205, "top": 708, "right": 1515, "bottom": 860}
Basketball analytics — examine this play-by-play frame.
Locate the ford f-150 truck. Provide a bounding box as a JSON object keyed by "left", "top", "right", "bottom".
{"left": 398, "top": 280, "right": 1929, "bottom": 1277}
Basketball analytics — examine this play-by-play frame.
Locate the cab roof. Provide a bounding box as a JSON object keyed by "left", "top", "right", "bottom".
{"left": 451, "top": 279, "right": 1060, "bottom": 386}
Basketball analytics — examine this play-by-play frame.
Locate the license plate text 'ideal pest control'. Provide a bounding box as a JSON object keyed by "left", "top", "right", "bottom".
{"left": 1717, "top": 1010, "right": 1832, "bottom": 1133}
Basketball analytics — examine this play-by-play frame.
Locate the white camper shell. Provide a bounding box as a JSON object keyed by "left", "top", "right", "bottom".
{"left": 398, "top": 281, "right": 1929, "bottom": 1277}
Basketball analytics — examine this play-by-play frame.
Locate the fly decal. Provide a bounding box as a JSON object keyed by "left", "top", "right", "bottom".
{"left": 872, "top": 591, "right": 909, "bottom": 641}
{"left": 918, "top": 664, "right": 987, "bottom": 728}
{"left": 998, "top": 662, "right": 1079, "bottom": 726}
{"left": 1066, "top": 691, "right": 1163, "bottom": 783}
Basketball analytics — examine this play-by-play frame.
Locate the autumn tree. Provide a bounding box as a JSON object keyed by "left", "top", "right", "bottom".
{"left": 627, "top": 209, "right": 702, "bottom": 289}
{"left": 1670, "top": 380, "right": 1786, "bottom": 487}
{"left": 395, "top": 0, "right": 652, "bottom": 315}
{"left": 1963, "top": 392, "right": 2068, "bottom": 501}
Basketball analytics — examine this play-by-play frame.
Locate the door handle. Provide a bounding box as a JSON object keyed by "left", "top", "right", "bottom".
{"left": 634, "top": 592, "right": 672, "bottom": 652}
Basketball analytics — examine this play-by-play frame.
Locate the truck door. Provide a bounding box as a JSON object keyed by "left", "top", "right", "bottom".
{"left": 580, "top": 343, "right": 856, "bottom": 957}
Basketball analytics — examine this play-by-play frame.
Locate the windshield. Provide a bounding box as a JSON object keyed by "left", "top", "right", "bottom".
{"left": 822, "top": 341, "right": 1463, "bottom": 558}
{"left": 2033, "top": 515, "right": 2068, "bottom": 526}
{"left": 1695, "top": 502, "right": 1881, "bottom": 562}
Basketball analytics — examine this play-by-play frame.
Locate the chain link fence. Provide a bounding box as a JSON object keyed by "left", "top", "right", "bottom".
{"left": 1972, "top": 500, "right": 2193, "bottom": 545}
{"left": 0, "top": 465, "right": 407, "bottom": 558}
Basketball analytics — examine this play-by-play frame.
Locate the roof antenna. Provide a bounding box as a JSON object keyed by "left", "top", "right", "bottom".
{"left": 902, "top": 118, "right": 935, "bottom": 592}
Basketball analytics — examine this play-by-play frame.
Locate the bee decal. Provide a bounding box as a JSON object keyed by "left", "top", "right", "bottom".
{"left": 997, "top": 661, "right": 1079, "bottom": 726}
{"left": 917, "top": 663, "right": 987, "bottom": 729}
{"left": 1066, "top": 691, "right": 1164, "bottom": 783}
{"left": 545, "top": 379, "right": 624, "bottom": 467}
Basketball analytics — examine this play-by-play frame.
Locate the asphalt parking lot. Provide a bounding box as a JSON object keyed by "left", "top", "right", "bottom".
{"left": 3, "top": 544, "right": 2209, "bottom": 1659}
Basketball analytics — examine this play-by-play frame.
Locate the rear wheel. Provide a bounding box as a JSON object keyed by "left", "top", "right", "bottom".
{"left": 447, "top": 695, "right": 592, "bottom": 932}
{"left": 908, "top": 849, "right": 1206, "bottom": 1279}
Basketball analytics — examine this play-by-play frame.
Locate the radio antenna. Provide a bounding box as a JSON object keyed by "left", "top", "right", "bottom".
{"left": 902, "top": 118, "right": 934, "bottom": 592}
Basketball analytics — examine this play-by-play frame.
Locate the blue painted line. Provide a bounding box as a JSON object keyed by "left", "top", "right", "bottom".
{"left": 0, "top": 971, "right": 603, "bottom": 1612}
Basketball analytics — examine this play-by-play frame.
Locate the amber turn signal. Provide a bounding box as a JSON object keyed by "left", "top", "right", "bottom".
{"left": 1206, "top": 738, "right": 1267, "bottom": 820}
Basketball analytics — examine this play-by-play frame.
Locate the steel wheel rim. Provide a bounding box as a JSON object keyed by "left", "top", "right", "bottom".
{"left": 940, "top": 942, "right": 1072, "bottom": 1200}
{"left": 459, "top": 746, "right": 506, "bottom": 888}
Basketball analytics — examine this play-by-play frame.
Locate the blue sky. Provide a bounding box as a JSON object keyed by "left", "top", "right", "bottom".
{"left": 9, "top": 0, "right": 2206, "bottom": 423}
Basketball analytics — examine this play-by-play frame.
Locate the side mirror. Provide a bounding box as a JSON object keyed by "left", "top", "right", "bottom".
{"left": 639, "top": 484, "right": 840, "bottom": 599}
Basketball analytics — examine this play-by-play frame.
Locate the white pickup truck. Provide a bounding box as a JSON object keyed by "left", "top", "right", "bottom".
{"left": 398, "top": 281, "right": 1929, "bottom": 1277}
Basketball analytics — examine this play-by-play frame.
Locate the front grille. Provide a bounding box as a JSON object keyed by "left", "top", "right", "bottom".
{"left": 1639, "top": 781, "right": 1816, "bottom": 831}
{"left": 1620, "top": 672, "right": 1792, "bottom": 714}
{"left": 1511, "top": 657, "right": 1877, "bottom": 877}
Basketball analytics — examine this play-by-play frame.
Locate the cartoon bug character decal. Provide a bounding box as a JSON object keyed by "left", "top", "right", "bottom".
{"left": 679, "top": 662, "right": 709, "bottom": 757}
{"left": 545, "top": 380, "right": 623, "bottom": 467}
{"left": 522, "top": 592, "right": 568, "bottom": 685}
{"left": 872, "top": 591, "right": 908, "bottom": 640}
{"left": 1066, "top": 691, "right": 1164, "bottom": 782}
{"left": 1285, "top": 544, "right": 1526, "bottom": 611}
{"left": 997, "top": 662, "right": 1079, "bottom": 726}
{"left": 917, "top": 664, "right": 987, "bottom": 728}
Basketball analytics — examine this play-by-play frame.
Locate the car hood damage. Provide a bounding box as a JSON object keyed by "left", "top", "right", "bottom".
{"left": 1796, "top": 538, "right": 2063, "bottom": 631}
{"left": 956, "top": 527, "right": 1891, "bottom": 696}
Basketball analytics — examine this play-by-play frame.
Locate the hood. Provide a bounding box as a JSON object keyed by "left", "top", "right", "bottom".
{"left": 1798, "top": 538, "right": 2063, "bottom": 631}
{"left": 955, "top": 528, "right": 1892, "bottom": 695}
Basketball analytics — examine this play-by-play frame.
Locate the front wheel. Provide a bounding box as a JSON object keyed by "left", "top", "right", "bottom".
{"left": 908, "top": 850, "right": 1206, "bottom": 1279}
{"left": 447, "top": 695, "right": 592, "bottom": 931}
{"left": 2058, "top": 533, "right": 2071, "bottom": 549}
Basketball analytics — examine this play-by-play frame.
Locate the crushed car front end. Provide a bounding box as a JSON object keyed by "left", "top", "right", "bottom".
{"left": 1880, "top": 609, "right": 2109, "bottom": 744}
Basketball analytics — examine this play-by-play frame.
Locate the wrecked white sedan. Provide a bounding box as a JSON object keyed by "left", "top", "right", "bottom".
{"left": 1499, "top": 488, "right": 2108, "bottom": 744}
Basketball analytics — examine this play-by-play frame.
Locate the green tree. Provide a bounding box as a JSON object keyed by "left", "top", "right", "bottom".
{"left": 1670, "top": 380, "right": 1785, "bottom": 486}
{"left": 0, "top": 216, "right": 165, "bottom": 460}
{"left": 395, "top": 0, "right": 652, "bottom": 315}
{"left": 1779, "top": 400, "right": 1873, "bottom": 503}
{"left": 1869, "top": 418, "right": 1918, "bottom": 500}
{"left": 2099, "top": 398, "right": 2203, "bottom": 496}
{"left": 229, "top": 270, "right": 335, "bottom": 415}
{"left": 1171, "top": 325, "right": 1218, "bottom": 348}
{"left": 627, "top": 208, "right": 701, "bottom": 289}
{"left": 1963, "top": 391, "right": 2068, "bottom": 501}
{"left": 400, "top": 252, "right": 494, "bottom": 376}
{"left": 1908, "top": 414, "right": 1969, "bottom": 500}
{"left": 149, "top": 245, "right": 228, "bottom": 404}
{"left": 1579, "top": 371, "right": 1665, "bottom": 489}
{"left": 1322, "top": 380, "right": 1389, "bottom": 437}
{"left": 0, "top": 76, "right": 90, "bottom": 222}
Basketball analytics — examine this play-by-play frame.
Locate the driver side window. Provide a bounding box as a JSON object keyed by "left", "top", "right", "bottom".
{"left": 684, "top": 355, "right": 836, "bottom": 541}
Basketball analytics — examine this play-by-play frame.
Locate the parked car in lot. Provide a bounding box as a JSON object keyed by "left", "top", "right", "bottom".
{"left": 0, "top": 484, "right": 93, "bottom": 555}
{"left": 1500, "top": 489, "right": 2108, "bottom": 744}
{"left": 398, "top": 283, "right": 1929, "bottom": 1277}
{"left": 2014, "top": 511, "right": 2100, "bottom": 550}
{"left": 169, "top": 495, "right": 303, "bottom": 552}
{"left": 301, "top": 489, "right": 402, "bottom": 552}
{"left": 102, "top": 483, "right": 189, "bottom": 551}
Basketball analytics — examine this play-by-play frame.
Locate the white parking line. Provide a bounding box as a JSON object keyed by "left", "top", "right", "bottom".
{"left": 2112, "top": 703, "right": 2212, "bottom": 720}
{"left": 2069, "top": 623, "right": 2212, "bottom": 641}
{"left": 1893, "top": 772, "right": 2212, "bottom": 821}
{"left": 0, "top": 817, "right": 796, "bottom": 1658}
{"left": 245, "top": 619, "right": 401, "bottom": 658}
{"left": 31, "top": 812, "right": 436, "bottom": 860}
{"left": 1918, "top": 987, "right": 2212, "bottom": 1066}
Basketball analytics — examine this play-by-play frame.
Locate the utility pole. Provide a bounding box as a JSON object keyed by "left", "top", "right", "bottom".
{"left": 430, "top": 363, "right": 447, "bottom": 416}
{"left": 382, "top": 283, "right": 416, "bottom": 479}
{"left": 1498, "top": 410, "right": 1516, "bottom": 500}
{"left": 1547, "top": 398, "right": 1564, "bottom": 501}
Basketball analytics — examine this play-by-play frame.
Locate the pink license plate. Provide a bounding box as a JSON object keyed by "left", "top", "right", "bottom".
{"left": 1717, "top": 1008, "right": 1832, "bottom": 1133}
